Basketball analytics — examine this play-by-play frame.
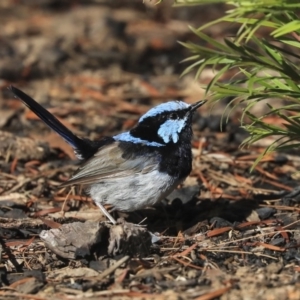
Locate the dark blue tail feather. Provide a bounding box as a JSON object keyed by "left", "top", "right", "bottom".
{"left": 9, "top": 86, "right": 102, "bottom": 160}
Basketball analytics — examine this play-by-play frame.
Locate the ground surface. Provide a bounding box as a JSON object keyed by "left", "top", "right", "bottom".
{"left": 0, "top": 1, "right": 299, "bottom": 299}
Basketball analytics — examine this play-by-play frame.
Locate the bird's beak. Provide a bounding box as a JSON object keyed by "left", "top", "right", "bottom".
{"left": 190, "top": 100, "right": 206, "bottom": 112}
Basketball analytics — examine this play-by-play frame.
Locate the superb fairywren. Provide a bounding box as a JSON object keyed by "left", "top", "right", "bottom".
{"left": 10, "top": 86, "right": 205, "bottom": 224}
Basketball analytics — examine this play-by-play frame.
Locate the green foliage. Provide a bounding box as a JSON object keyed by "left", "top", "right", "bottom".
{"left": 177, "top": 0, "right": 300, "bottom": 166}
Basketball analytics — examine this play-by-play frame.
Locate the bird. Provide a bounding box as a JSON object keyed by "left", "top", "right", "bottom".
{"left": 9, "top": 86, "right": 205, "bottom": 224}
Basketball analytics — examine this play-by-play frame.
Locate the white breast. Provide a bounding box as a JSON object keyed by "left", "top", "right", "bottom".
{"left": 88, "top": 170, "right": 181, "bottom": 212}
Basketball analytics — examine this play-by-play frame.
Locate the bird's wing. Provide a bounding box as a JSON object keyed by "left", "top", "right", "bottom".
{"left": 60, "top": 142, "right": 159, "bottom": 187}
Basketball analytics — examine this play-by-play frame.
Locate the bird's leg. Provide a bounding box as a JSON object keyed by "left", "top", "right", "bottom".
{"left": 96, "top": 202, "right": 117, "bottom": 224}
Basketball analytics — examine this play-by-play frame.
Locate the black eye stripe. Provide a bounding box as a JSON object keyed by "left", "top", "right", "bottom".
{"left": 170, "top": 113, "right": 178, "bottom": 120}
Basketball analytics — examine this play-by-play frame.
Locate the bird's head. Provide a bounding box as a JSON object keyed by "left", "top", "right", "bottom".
{"left": 129, "top": 100, "right": 205, "bottom": 146}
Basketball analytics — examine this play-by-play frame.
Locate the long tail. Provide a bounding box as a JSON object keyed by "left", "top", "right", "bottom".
{"left": 10, "top": 86, "right": 99, "bottom": 160}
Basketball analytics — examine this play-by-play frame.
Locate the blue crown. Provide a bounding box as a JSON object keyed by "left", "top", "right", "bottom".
{"left": 139, "top": 101, "right": 189, "bottom": 122}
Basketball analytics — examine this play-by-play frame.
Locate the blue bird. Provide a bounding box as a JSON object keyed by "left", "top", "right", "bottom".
{"left": 10, "top": 86, "right": 205, "bottom": 224}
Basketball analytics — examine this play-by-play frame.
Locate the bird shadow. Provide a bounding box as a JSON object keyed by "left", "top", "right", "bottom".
{"left": 118, "top": 196, "right": 261, "bottom": 236}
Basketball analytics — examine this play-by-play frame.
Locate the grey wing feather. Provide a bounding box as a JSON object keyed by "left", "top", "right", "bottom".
{"left": 60, "top": 142, "right": 159, "bottom": 187}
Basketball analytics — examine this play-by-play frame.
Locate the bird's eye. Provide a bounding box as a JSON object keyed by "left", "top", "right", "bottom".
{"left": 169, "top": 112, "right": 178, "bottom": 120}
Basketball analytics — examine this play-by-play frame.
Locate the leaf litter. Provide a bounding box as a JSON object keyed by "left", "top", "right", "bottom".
{"left": 0, "top": 1, "right": 299, "bottom": 299}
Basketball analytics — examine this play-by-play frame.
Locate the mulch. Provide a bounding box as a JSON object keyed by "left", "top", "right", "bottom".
{"left": 0, "top": 1, "right": 299, "bottom": 299}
